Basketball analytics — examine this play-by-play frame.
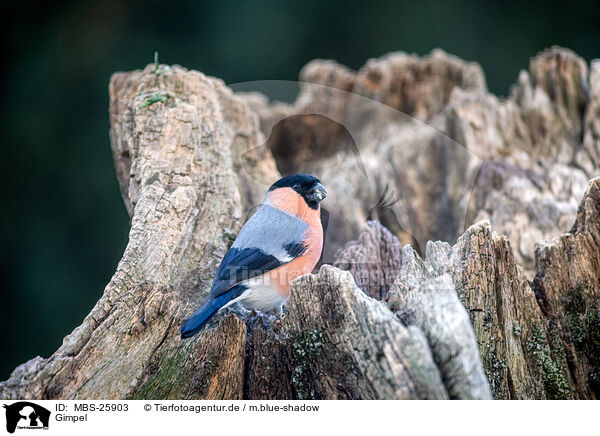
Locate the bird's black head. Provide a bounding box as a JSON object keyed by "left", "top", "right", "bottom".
{"left": 268, "top": 174, "right": 327, "bottom": 209}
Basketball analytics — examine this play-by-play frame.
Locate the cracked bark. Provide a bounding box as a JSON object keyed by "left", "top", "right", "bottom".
{"left": 2, "top": 47, "right": 599, "bottom": 400}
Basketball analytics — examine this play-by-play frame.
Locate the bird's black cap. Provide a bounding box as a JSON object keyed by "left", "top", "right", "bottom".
{"left": 269, "top": 174, "right": 327, "bottom": 209}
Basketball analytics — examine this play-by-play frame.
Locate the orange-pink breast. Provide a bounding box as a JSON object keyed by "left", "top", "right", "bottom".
{"left": 266, "top": 187, "right": 324, "bottom": 298}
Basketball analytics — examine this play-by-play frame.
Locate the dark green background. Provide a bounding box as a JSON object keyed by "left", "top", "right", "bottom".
{"left": 2, "top": 0, "right": 599, "bottom": 379}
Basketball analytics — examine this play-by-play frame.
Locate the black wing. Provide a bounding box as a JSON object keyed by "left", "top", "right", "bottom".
{"left": 210, "top": 247, "right": 284, "bottom": 297}
{"left": 210, "top": 204, "right": 309, "bottom": 298}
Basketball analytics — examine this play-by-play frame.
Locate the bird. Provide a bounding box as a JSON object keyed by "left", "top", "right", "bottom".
{"left": 180, "top": 174, "right": 327, "bottom": 338}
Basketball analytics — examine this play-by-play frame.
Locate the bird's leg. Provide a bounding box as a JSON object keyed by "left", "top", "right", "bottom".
{"left": 248, "top": 309, "right": 260, "bottom": 323}
{"left": 275, "top": 303, "right": 288, "bottom": 325}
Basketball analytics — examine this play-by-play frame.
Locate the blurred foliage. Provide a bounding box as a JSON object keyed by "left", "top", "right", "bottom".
{"left": 1, "top": 0, "right": 599, "bottom": 379}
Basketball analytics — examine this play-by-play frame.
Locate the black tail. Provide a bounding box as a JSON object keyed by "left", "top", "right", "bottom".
{"left": 180, "top": 299, "right": 221, "bottom": 339}
{"left": 180, "top": 285, "right": 246, "bottom": 339}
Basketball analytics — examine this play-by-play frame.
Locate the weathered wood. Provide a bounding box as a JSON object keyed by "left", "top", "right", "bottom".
{"left": 245, "top": 47, "right": 599, "bottom": 275}
{"left": 384, "top": 205, "right": 599, "bottom": 399}
{"left": 533, "top": 178, "right": 600, "bottom": 398}
{"left": 0, "top": 63, "right": 279, "bottom": 400}
{"left": 133, "top": 314, "right": 246, "bottom": 400}
{"left": 244, "top": 319, "right": 295, "bottom": 400}
{"left": 394, "top": 274, "right": 492, "bottom": 399}
{"left": 2, "top": 48, "right": 599, "bottom": 400}
{"left": 333, "top": 220, "right": 403, "bottom": 300}
{"left": 284, "top": 265, "right": 450, "bottom": 400}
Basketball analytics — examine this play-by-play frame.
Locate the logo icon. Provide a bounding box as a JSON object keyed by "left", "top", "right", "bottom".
{"left": 2, "top": 402, "right": 50, "bottom": 433}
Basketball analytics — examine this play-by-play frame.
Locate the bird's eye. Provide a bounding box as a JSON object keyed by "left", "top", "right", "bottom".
{"left": 293, "top": 184, "right": 300, "bottom": 190}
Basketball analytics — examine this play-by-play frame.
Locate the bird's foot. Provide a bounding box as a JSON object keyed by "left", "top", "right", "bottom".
{"left": 246, "top": 310, "right": 270, "bottom": 329}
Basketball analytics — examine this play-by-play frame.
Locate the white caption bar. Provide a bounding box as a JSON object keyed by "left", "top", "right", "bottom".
{"left": 0, "top": 400, "right": 596, "bottom": 436}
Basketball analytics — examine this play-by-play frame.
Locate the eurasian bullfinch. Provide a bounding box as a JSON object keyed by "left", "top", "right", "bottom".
{"left": 180, "top": 174, "right": 327, "bottom": 338}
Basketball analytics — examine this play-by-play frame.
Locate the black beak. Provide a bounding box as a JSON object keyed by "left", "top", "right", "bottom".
{"left": 308, "top": 182, "right": 327, "bottom": 202}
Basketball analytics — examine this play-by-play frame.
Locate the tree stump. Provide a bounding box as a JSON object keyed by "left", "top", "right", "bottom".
{"left": 2, "top": 47, "right": 599, "bottom": 400}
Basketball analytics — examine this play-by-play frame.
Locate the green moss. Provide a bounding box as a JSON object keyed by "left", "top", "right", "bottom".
{"left": 137, "top": 93, "right": 167, "bottom": 110}
{"left": 525, "top": 326, "right": 571, "bottom": 399}
{"left": 131, "top": 340, "right": 196, "bottom": 400}
{"left": 223, "top": 229, "right": 237, "bottom": 248}
{"left": 154, "top": 51, "right": 160, "bottom": 73}
{"left": 512, "top": 322, "right": 522, "bottom": 337}
{"left": 481, "top": 335, "right": 507, "bottom": 399}
{"left": 290, "top": 329, "right": 323, "bottom": 400}
{"left": 585, "top": 309, "right": 600, "bottom": 393}
{"left": 151, "top": 51, "right": 171, "bottom": 76}
{"left": 482, "top": 309, "right": 494, "bottom": 329}
{"left": 563, "top": 285, "right": 600, "bottom": 396}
